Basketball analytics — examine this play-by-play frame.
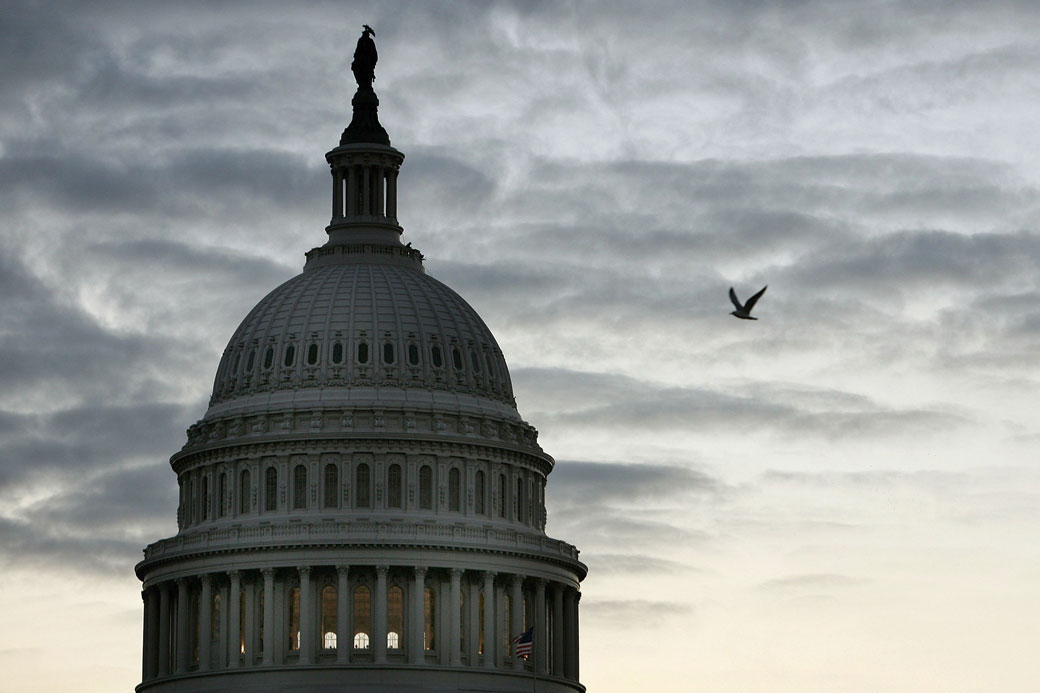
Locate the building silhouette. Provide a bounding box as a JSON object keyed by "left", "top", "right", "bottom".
{"left": 135, "top": 30, "right": 586, "bottom": 693}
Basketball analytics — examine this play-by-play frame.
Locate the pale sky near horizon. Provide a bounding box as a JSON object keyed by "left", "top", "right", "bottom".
{"left": 3, "top": 2, "right": 1040, "bottom": 692}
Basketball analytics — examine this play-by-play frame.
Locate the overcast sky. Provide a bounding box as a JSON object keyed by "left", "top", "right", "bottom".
{"left": 3, "top": 1, "right": 1040, "bottom": 692}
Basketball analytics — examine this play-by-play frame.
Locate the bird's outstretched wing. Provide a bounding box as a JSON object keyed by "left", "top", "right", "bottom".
{"left": 744, "top": 285, "right": 768, "bottom": 313}
{"left": 728, "top": 287, "right": 743, "bottom": 310}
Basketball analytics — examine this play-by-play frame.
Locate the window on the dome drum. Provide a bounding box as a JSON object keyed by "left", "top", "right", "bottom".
{"left": 353, "top": 586, "right": 371, "bottom": 650}
{"left": 503, "top": 593, "right": 511, "bottom": 655}
{"left": 240, "top": 469, "right": 251, "bottom": 514}
{"left": 424, "top": 587, "right": 436, "bottom": 651}
{"left": 475, "top": 471, "right": 485, "bottom": 514}
{"left": 257, "top": 588, "right": 265, "bottom": 652}
{"left": 459, "top": 590, "right": 466, "bottom": 653}
{"left": 265, "top": 467, "right": 277, "bottom": 512}
{"left": 357, "top": 342, "right": 369, "bottom": 364}
{"left": 419, "top": 465, "right": 432, "bottom": 509}
{"left": 263, "top": 346, "right": 274, "bottom": 369}
{"left": 408, "top": 343, "right": 419, "bottom": 366}
{"left": 212, "top": 592, "right": 222, "bottom": 650}
{"left": 307, "top": 343, "right": 319, "bottom": 365}
{"left": 218, "top": 473, "right": 227, "bottom": 518}
{"left": 477, "top": 591, "right": 485, "bottom": 654}
{"left": 498, "top": 474, "right": 507, "bottom": 518}
{"left": 431, "top": 345, "right": 443, "bottom": 368}
{"left": 190, "top": 591, "right": 200, "bottom": 661}
{"left": 331, "top": 342, "right": 343, "bottom": 364}
{"left": 323, "top": 464, "right": 339, "bottom": 509}
{"left": 449, "top": 468, "right": 461, "bottom": 511}
{"left": 288, "top": 587, "right": 301, "bottom": 651}
{"left": 387, "top": 464, "right": 402, "bottom": 509}
{"left": 517, "top": 479, "right": 526, "bottom": 523}
{"left": 293, "top": 465, "right": 307, "bottom": 510}
{"left": 383, "top": 342, "right": 394, "bottom": 364}
{"left": 452, "top": 347, "right": 464, "bottom": 371}
{"left": 356, "top": 463, "right": 371, "bottom": 508}
{"left": 201, "top": 475, "right": 209, "bottom": 521}
{"left": 246, "top": 348, "right": 256, "bottom": 372}
{"left": 321, "top": 586, "right": 337, "bottom": 650}
{"left": 470, "top": 349, "right": 480, "bottom": 372}
{"left": 283, "top": 344, "right": 295, "bottom": 367}
{"left": 387, "top": 586, "right": 403, "bottom": 649}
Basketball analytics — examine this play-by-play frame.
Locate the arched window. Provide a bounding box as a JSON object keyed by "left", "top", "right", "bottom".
{"left": 431, "top": 344, "right": 443, "bottom": 368}
{"left": 498, "top": 474, "right": 507, "bottom": 518}
{"left": 424, "top": 587, "right": 436, "bottom": 651}
{"left": 239, "top": 469, "right": 250, "bottom": 514}
{"left": 357, "top": 341, "right": 369, "bottom": 364}
{"left": 288, "top": 587, "right": 301, "bottom": 651}
{"left": 383, "top": 342, "right": 394, "bottom": 364}
{"left": 239, "top": 589, "right": 246, "bottom": 656}
{"left": 387, "top": 586, "right": 403, "bottom": 650}
{"left": 323, "top": 464, "right": 339, "bottom": 509}
{"left": 356, "top": 463, "right": 371, "bottom": 508}
{"left": 321, "top": 586, "right": 337, "bottom": 650}
{"left": 201, "top": 475, "right": 210, "bottom": 521}
{"left": 265, "top": 467, "right": 277, "bottom": 513}
{"left": 353, "top": 586, "right": 371, "bottom": 649}
{"left": 449, "top": 468, "right": 461, "bottom": 512}
{"left": 331, "top": 342, "right": 343, "bottom": 364}
{"left": 452, "top": 347, "right": 464, "bottom": 371}
{"left": 419, "top": 465, "right": 432, "bottom": 510}
{"left": 263, "top": 346, "right": 274, "bottom": 369}
{"left": 517, "top": 479, "right": 526, "bottom": 523}
{"left": 475, "top": 470, "right": 485, "bottom": 514}
{"left": 245, "top": 348, "right": 256, "bottom": 372}
{"left": 217, "top": 473, "right": 227, "bottom": 518}
{"left": 387, "top": 464, "right": 402, "bottom": 509}
{"left": 293, "top": 464, "right": 307, "bottom": 510}
{"left": 408, "top": 343, "right": 420, "bottom": 366}
{"left": 283, "top": 344, "right": 296, "bottom": 367}
{"left": 307, "top": 343, "right": 319, "bottom": 365}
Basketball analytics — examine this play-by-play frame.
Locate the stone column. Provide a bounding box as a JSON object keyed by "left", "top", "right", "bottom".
{"left": 298, "top": 566, "right": 313, "bottom": 664}
{"left": 482, "top": 571, "right": 496, "bottom": 669}
{"left": 261, "top": 569, "right": 275, "bottom": 665}
{"left": 198, "top": 574, "right": 212, "bottom": 671}
{"left": 449, "top": 569, "right": 462, "bottom": 666}
{"left": 511, "top": 575, "right": 524, "bottom": 669}
{"left": 574, "top": 590, "right": 581, "bottom": 682}
{"left": 563, "top": 588, "right": 577, "bottom": 680}
{"left": 373, "top": 566, "right": 388, "bottom": 663}
{"left": 551, "top": 583, "right": 564, "bottom": 677}
{"left": 142, "top": 588, "right": 158, "bottom": 680}
{"left": 227, "top": 571, "right": 241, "bottom": 668}
{"left": 158, "top": 583, "right": 171, "bottom": 676}
{"left": 175, "top": 578, "right": 191, "bottom": 673}
{"left": 243, "top": 577, "right": 256, "bottom": 665}
{"left": 533, "top": 579, "right": 547, "bottom": 675}
{"left": 411, "top": 567, "right": 427, "bottom": 664}
{"left": 336, "top": 566, "right": 350, "bottom": 663}
{"left": 387, "top": 170, "right": 398, "bottom": 220}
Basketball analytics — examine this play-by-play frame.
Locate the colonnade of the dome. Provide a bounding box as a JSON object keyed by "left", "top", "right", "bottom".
{"left": 140, "top": 563, "right": 581, "bottom": 689}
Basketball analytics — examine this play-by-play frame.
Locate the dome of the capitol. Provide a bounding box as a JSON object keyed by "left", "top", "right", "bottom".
{"left": 136, "top": 26, "right": 585, "bottom": 693}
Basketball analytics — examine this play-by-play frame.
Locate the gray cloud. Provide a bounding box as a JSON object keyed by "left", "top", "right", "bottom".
{"left": 581, "top": 599, "right": 694, "bottom": 628}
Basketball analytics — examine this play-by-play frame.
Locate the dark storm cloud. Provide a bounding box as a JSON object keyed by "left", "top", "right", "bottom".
{"left": 516, "top": 368, "right": 962, "bottom": 441}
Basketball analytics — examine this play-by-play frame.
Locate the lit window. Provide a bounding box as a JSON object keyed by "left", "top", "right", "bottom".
{"left": 387, "top": 586, "right": 403, "bottom": 649}
{"left": 353, "top": 586, "right": 371, "bottom": 649}
{"left": 288, "top": 587, "right": 300, "bottom": 651}
{"left": 425, "top": 587, "right": 436, "bottom": 651}
{"left": 321, "top": 586, "right": 337, "bottom": 650}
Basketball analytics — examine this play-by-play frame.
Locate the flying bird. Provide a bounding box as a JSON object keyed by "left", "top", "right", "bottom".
{"left": 729, "top": 285, "right": 767, "bottom": 320}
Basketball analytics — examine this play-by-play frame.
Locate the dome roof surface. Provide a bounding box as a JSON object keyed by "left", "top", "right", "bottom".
{"left": 206, "top": 248, "right": 517, "bottom": 422}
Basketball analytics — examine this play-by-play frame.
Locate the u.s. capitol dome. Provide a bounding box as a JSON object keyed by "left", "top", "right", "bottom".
{"left": 135, "top": 28, "right": 586, "bottom": 693}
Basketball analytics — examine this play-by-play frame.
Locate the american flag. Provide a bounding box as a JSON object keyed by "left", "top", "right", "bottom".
{"left": 513, "top": 626, "right": 533, "bottom": 658}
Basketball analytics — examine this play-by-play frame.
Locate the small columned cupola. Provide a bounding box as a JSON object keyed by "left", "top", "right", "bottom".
{"left": 325, "top": 25, "right": 405, "bottom": 247}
